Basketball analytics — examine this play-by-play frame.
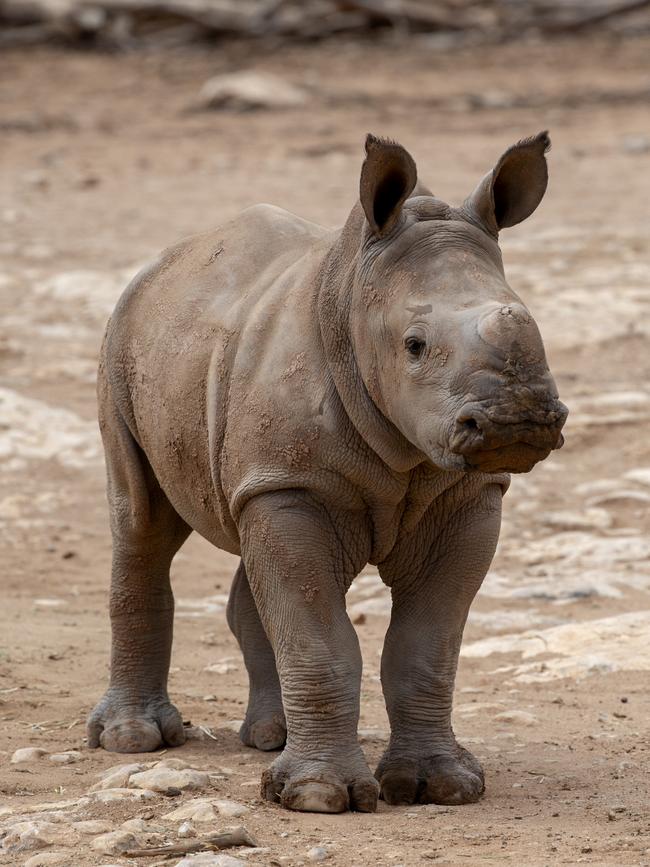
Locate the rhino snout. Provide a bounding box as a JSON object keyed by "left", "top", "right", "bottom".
{"left": 450, "top": 398, "right": 567, "bottom": 473}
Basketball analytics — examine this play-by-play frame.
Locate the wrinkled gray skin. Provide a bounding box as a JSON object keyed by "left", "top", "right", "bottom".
{"left": 88, "top": 132, "right": 567, "bottom": 814}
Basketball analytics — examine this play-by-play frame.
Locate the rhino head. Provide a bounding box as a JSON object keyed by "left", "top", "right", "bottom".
{"left": 343, "top": 132, "right": 567, "bottom": 475}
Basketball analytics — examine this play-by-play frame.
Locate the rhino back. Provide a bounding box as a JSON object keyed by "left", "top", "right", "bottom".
{"left": 101, "top": 204, "right": 331, "bottom": 551}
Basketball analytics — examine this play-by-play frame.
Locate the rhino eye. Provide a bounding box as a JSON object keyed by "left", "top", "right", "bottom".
{"left": 405, "top": 336, "right": 425, "bottom": 358}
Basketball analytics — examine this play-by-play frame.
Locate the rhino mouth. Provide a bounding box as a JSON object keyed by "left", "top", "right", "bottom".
{"left": 448, "top": 400, "right": 567, "bottom": 474}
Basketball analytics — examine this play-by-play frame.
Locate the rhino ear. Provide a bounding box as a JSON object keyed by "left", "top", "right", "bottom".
{"left": 360, "top": 134, "right": 417, "bottom": 236}
{"left": 465, "top": 131, "right": 550, "bottom": 234}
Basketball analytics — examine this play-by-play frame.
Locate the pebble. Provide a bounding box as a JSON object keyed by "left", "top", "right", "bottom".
{"left": 214, "top": 799, "right": 248, "bottom": 818}
{"left": 494, "top": 710, "right": 539, "bottom": 726}
{"left": 197, "top": 71, "right": 306, "bottom": 112}
{"left": 308, "top": 846, "right": 330, "bottom": 862}
{"left": 129, "top": 767, "right": 210, "bottom": 793}
{"left": 23, "top": 855, "right": 69, "bottom": 867}
{"left": 162, "top": 799, "right": 217, "bottom": 823}
{"left": 89, "top": 787, "right": 156, "bottom": 802}
{"left": 175, "top": 855, "right": 247, "bottom": 867}
{"left": 90, "top": 829, "right": 138, "bottom": 855}
{"left": 622, "top": 135, "right": 650, "bottom": 154}
{"left": 155, "top": 757, "right": 191, "bottom": 770}
{"left": 10, "top": 747, "right": 47, "bottom": 763}
{"left": 71, "top": 819, "right": 114, "bottom": 834}
{"left": 204, "top": 662, "right": 238, "bottom": 674}
{"left": 91, "top": 763, "right": 143, "bottom": 790}
{"left": 49, "top": 750, "right": 83, "bottom": 764}
{"left": 624, "top": 468, "right": 650, "bottom": 487}
{"left": 178, "top": 821, "right": 196, "bottom": 838}
{"left": 121, "top": 818, "right": 150, "bottom": 833}
{"left": 1, "top": 821, "right": 64, "bottom": 853}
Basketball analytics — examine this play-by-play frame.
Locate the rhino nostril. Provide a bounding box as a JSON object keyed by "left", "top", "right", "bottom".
{"left": 462, "top": 417, "right": 480, "bottom": 432}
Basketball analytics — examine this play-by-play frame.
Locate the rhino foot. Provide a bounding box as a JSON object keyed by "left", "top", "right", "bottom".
{"left": 87, "top": 690, "right": 186, "bottom": 753}
{"left": 239, "top": 710, "right": 286, "bottom": 752}
{"left": 376, "top": 743, "right": 484, "bottom": 806}
{"left": 261, "top": 749, "right": 379, "bottom": 813}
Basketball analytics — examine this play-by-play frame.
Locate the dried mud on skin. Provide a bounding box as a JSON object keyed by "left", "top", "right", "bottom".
{"left": 1, "top": 35, "right": 650, "bottom": 867}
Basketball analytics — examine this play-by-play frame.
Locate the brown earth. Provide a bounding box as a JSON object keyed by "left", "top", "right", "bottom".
{"left": 1, "top": 33, "right": 649, "bottom": 867}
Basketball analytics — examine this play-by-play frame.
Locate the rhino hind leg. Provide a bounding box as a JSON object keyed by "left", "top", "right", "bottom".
{"left": 87, "top": 385, "right": 191, "bottom": 753}
{"left": 226, "top": 562, "right": 286, "bottom": 751}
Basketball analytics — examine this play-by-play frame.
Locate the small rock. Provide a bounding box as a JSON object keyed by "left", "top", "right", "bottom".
{"left": 162, "top": 799, "right": 217, "bottom": 823}
{"left": 198, "top": 71, "right": 306, "bottom": 112}
{"left": 204, "top": 662, "right": 237, "bottom": 675}
{"left": 89, "top": 787, "right": 156, "bottom": 802}
{"left": 175, "top": 855, "right": 246, "bottom": 867}
{"left": 178, "top": 821, "right": 196, "bottom": 838}
{"left": 622, "top": 135, "right": 650, "bottom": 154}
{"left": 1, "top": 821, "right": 63, "bottom": 853}
{"left": 129, "top": 767, "right": 210, "bottom": 793}
{"left": 90, "top": 830, "right": 138, "bottom": 855}
{"left": 494, "top": 710, "right": 539, "bottom": 726}
{"left": 11, "top": 747, "right": 47, "bottom": 764}
{"left": 71, "top": 819, "right": 114, "bottom": 834}
{"left": 121, "top": 818, "right": 149, "bottom": 832}
{"left": 91, "top": 763, "right": 143, "bottom": 790}
{"left": 308, "top": 846, "right": 330, "bottom": 862}
{"left": 214, "top": 799, "right": 248, "bottom": 818}
{"left": 23, "top": 854, "right": 69, "bottom": 867}
{"left": 154, "top": 757, "right": 191, "bottom": 770}
{"left": 49, "top": 750, "right": 83, "bottom": 764}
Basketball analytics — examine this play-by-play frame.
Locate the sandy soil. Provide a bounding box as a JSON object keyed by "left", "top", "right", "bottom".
{"left": 1, "top": 33, "right": 649, "bottom": 867}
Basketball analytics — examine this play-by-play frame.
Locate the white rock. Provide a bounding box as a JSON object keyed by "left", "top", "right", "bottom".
{"left": 1, "top": 821, "right": 64, "bottom": 853}
{"left": 214, "top": 799, "right": 248, "bottom": 818}
{"left": 33, "top": 598, "right": 65, "bottom": 608}
{"left": 494, "top": 710, "right": 539, "bottom": 726}
{"left": 90, "top": 829, "right": 138, "bottom": 855}
{"left": 539, "top": 508, "right": 612, "bottom": 531}
{"left": 10, "top": 747, "right": 47, "bottom": 764}
{"left": 89, "top": 787, "right": 156, "bottom": 802}
{"left": 71, "top": 819, "right": 114, "bottom": 834}
{"left": 154, "top": 757, "right": 191, "bottom": 770}
{"left": 90, "top": 764, "right": 144, "bottom": 792}
{"left": 178, "top": 820, "right": 196, "bottom": 838}
{"left": 49, "top": 750, "right": 83, "bottom": 764}
{"left": 174, "top": 854, "right": 246, "bottom": 867}
{"left": 308, "top": 846, "right": 330, "bottom": 862}
{"left": 198, "top": 71, "right": 306, "bottom": 111}
{"left": 624, "top": 468, "right": 650, "bottom": 488}
{"left": 121, "top": 818, "right": 150, "bottom": 833}
{"left": 23, "top": 854, "right": 69, "bottom": 867}
{"left": 588, "top": 489, "right": 650, "bottom": 506}
{"left": 162, "top": 799, "right": 217, "bottom": 823}
{"left": 22, "top": 799, "right": 84, "bottom": 814}
{"left": 129, "top": 767, "right": 210, "bottom": 793}
{"left": 204, "top": 662, "right": 237, "bottom": 674}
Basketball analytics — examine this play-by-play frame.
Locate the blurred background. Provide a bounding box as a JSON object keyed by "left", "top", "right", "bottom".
{"left": 1, "top": 2, "right": 649, "bottom": 864}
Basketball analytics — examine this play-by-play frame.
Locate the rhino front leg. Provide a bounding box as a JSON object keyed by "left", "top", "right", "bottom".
{"left": 226, "top": 562, "right": 286, "bottom": 751}
{"left": 377, "top": 482, "right": 503, "bottom": 806}
{"left": 87, "top": 393, "right": 190, "bottom": 753}
{"left": 239, "top": 491, "right": 378, "bottom": 813}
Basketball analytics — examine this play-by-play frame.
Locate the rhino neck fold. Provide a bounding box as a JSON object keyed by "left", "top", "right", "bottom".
{"left": 317, "top": 217, "right": 424, "bottom": 474}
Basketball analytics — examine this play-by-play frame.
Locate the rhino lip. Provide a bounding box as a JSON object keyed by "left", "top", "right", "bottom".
{"left": 450, "top": 400, "right": 567, "bottom": 455}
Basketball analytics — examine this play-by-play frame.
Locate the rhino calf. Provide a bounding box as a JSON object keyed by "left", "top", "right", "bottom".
{"left": 88, "top": 132, "right": 567, "bottom": 814}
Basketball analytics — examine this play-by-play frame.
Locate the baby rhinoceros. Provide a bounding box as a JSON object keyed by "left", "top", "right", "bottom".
{"left": 89, "top": 132, "right": 567, "bottom": 814}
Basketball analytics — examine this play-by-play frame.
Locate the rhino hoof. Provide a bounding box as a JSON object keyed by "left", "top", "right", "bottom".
{"left": 377, "top": 746, "right": 485, "bottom": 806}
{"left": 240, "top": 714, "right": 287, "bottom": 751}
{"left": 87, "top": 693, "right": 186, "bottom": 753}
{"left": 261, "top": 754, "right": 378, "bottom": 813}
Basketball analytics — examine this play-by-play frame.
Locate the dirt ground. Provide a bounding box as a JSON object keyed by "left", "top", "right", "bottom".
{"left": 1, "top": 32, "right": 650, "bottom": 867}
